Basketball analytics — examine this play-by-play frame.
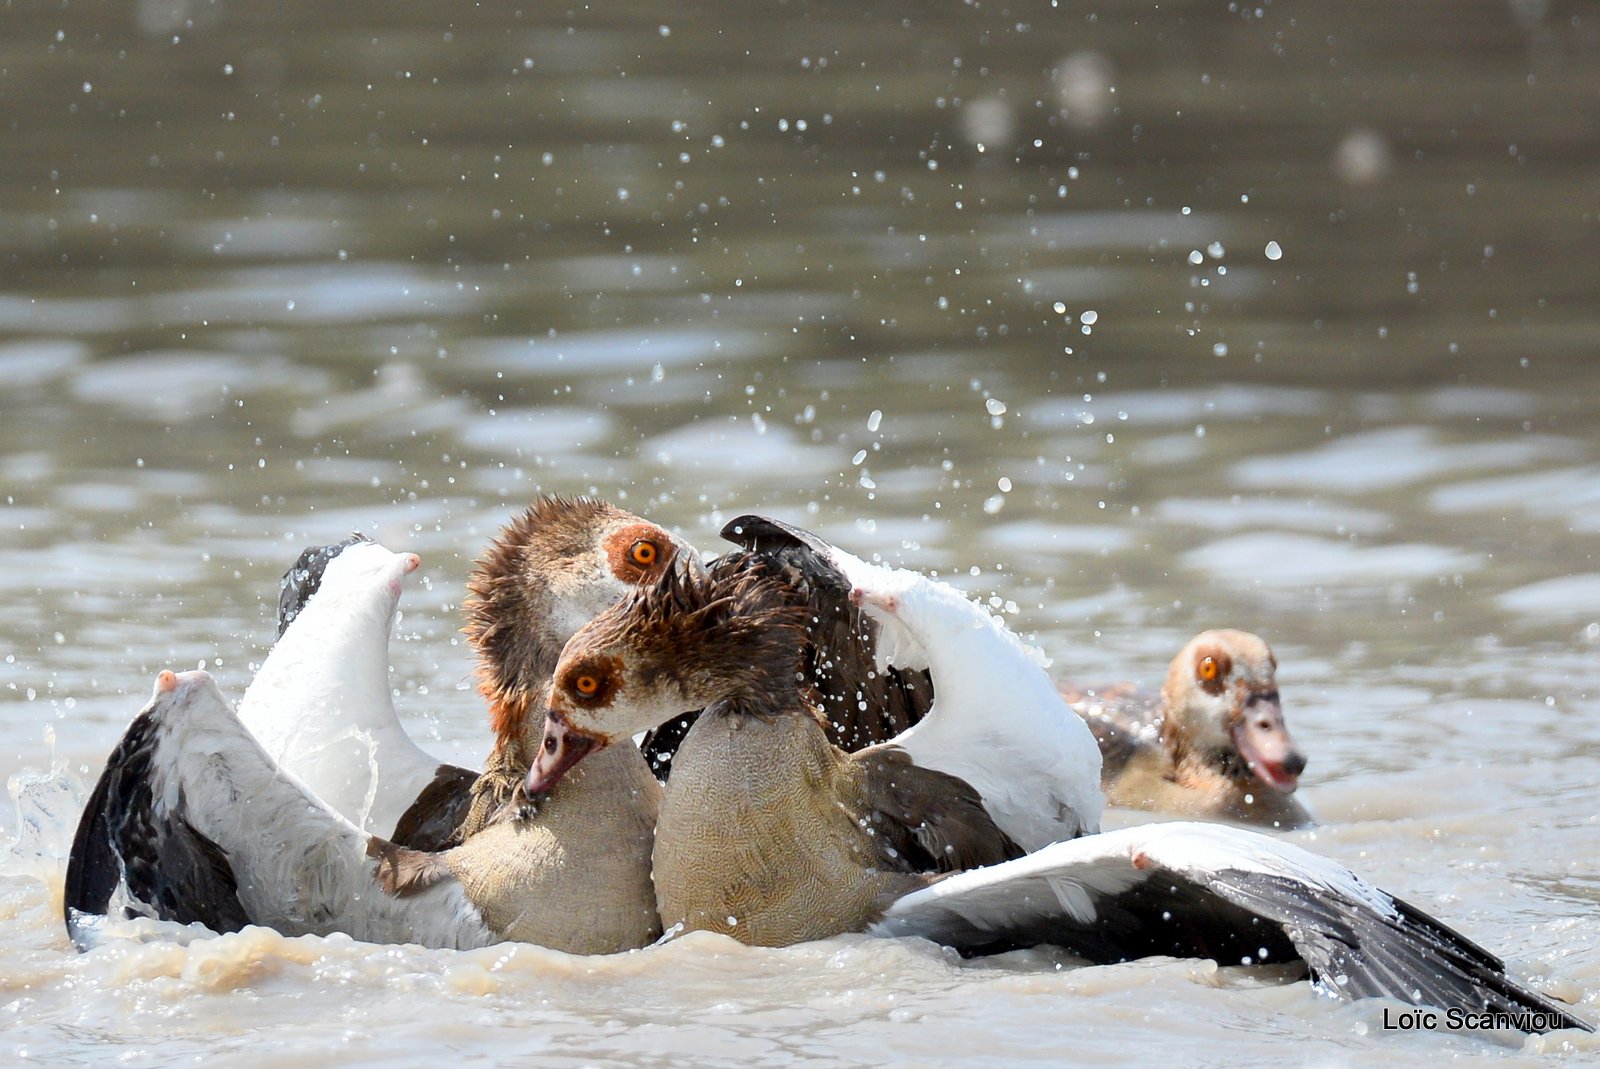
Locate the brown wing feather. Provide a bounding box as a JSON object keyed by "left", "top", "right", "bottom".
{"left": 389, "top": 763, "right": 480, "bottom": 851}
{"left": 641, "top": 516, "right": 935, "bottom": 777}
{"left": 366, "top": 837, "right": 453, "bottom": 897}
{"left": 849, "top": 745, "right": 1023, "bottom": 874}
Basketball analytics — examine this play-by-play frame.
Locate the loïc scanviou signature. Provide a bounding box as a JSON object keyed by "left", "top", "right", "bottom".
{"left": 1382, "top": 1006, "right": 1573, "bottom": 1033}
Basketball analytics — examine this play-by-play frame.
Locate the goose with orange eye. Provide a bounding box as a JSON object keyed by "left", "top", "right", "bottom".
{"left": 64, "top": 527, "right": 664, "bottom": 956}
{"left": 520, "top": 544, "right": 1583, "bottom": 1030}
{"left": 1063, "top": 629, "right": 1313, "bottom": 830}
{"left": 605, "top": 522, "right": 685, "bottom": 585}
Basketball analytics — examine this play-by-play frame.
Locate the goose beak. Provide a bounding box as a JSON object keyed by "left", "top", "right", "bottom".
{"left": 1231, "top": 696, "right": 1306, "bottom": 794}
{"left": 525, "top": 713, "right": 604, "bottom": 794}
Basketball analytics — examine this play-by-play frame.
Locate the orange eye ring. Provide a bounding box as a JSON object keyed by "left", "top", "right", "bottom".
{"left": 1198, "top": 656, "right": 1219, "bottom": 683}
{"left": 629, "top": 540, "right": 659, "bottom": 566}
{"left": 574, "top": 674, "right": 600, "bottom": 696}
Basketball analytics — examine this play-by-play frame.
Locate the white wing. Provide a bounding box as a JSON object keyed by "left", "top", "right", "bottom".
{"left": 874, "top": 822, "right": 1587, "bottom": 1032}
{"left": 238, "top": 539, "right": 454, "bottom": 837}
{"left": 65, "top": 670, "right": 493, "bottom": 951}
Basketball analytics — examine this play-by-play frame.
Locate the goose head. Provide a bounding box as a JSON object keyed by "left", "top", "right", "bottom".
{"left": 1160, "top": 629, "right": 1306, "bottom": 794}
{"left": 465, "top": 495, "right": 703, "bottom": 748}
{"left": 525, "top": 562, "right": 807, "bottom": 793}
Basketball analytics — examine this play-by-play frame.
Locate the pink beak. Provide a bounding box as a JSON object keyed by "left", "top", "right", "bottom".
{"left": 524, "top": 713, "right": 604, "bottom": 794}
{"left": 1231, "top": 697, "right": 1306, "bottom": 793}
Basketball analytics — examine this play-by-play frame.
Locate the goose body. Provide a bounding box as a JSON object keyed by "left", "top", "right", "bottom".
{"left": 64, "top": 534, "right": 662, "bottom": 954}
{"left": 528, "top": 556, "right": 1587, "bottom": 1033}
{"left": 1067, "top": 629, "right": 1313, "bottom": 828}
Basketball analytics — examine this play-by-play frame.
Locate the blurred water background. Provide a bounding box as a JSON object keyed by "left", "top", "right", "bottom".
{"left": 2, "top": 1, "right": 1598, "bottom": 1064}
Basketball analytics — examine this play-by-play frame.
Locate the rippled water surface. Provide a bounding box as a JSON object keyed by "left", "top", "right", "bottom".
{"left": 3, "top": 1, "right": 1599, "bottom": 1064}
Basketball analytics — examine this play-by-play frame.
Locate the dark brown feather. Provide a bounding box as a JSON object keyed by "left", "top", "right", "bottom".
{"left": 580, "top": 559, "right": 810, "bottom": 711}
{"left": 366, "top": 836, "right": 452, "bottom": 897}
{"left": 388, "top": 764, "right": 481, "bottom": 851}
{"left": 852, "top": 746, "right": 1024, "bottom": 874}
{"left": 641, "top": 515, "right": 936, "bottom": 777}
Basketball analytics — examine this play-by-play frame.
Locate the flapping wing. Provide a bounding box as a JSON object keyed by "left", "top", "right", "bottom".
{"left": 275, "top": 533, "right": 373, "bottom": 636}
{"left": 63, "top": 702, "right": 249, "bottom": 946}
{"left": 639, "top": 515, "right": 934, "bottom": 777}
{"left": 873, "top": 822, "right": 1589, "bottom": 1033}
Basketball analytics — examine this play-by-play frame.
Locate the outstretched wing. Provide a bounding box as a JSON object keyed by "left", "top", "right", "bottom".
{"left": 873, "top": 822, "right": 1589, "bottom": 1033}
{"left": 272, "top": 534, "right": 480, "bottom": 843}
{"left": 63, "top": 671, "right": 494, "bottom": 951}
{"left": 63, "top": 702, "right": 249, "bottom": 945}
{"left": 641, "top": 515, "right": 934, "bottom": 776}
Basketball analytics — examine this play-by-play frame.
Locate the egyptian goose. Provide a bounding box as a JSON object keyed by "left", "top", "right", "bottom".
{"left": 63, "top": 538, "right": 661, "bottom": 952}
{"left": 1065, "top": 630, "right": 1313, "bottom": 828}
{"left": 525, "top": 562, "right": 1587, "bottom": 1032}
{"left": 530, "top": 562, "right": 1018, "bottom": 946}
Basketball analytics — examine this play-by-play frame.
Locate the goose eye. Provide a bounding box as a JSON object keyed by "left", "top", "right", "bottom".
{"left": 629, "top": 540, "right": 659, "bottom": 566}
{"left": 1198, "top": 656, "right": 1219, "bottom": 683}
{"left": 574, "top": 674, "right": 600, "bottom": 696}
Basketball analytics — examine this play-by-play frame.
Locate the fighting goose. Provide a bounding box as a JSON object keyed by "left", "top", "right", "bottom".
{"left": 530, "top": 562, "right": 1019, "bottom": 946}
{"left": 1065, "top": 629, "right": 1313, "bottom": 829}
{"left": 451, "top": 494, "right": 699, "bottom": 841}
{"left": 640, "top": 518, "right": 939, "bottom": 778}
{"left": 527, "top": 562, "right": 1589, "bottom": 1032}
{"left": 238, "top": 495, "right": 694, "bottom": 850}
{"left": 63, "top": 540, "right": 661, "bottom": 953}
{"left": 670, "top": 514, "right": 1103, "bottom": 849}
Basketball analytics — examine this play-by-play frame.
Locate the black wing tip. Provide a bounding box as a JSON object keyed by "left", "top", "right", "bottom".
{"left": 719, "top": 514, "right": 833, "bottom": 556}
{"left": 62, "top": 702, "right": 251, "bottom": 945}
{"left": 276, "top": 532, "right": 373, "bottom": 637}
{"left": 1220, "top": 871, "right": 1590, "bottom": 1035}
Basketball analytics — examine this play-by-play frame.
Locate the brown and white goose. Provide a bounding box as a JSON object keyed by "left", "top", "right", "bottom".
{"left": 237, "top": 495, "right": 695, "bottom": 852}
{"left": 1065, "top": 629, "right": 1312, "bottom": 829}
{"left": 63, "top": 534, "right": 662, "bottom": 953}
{"left": 526, "top": 562, "right": 1587, "bottom": 1032}
{"left": 531, "top": 562, "right": 1019, "bottom": 946}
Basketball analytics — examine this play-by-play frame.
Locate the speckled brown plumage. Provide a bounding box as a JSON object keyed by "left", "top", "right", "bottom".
{"left": 641, "top": 514, "right": 936, "bottom": 777}
{"left": 546, "top": 563, "right": 1019, "bottom": 947}
{"left": 468, "top": 496, "right": 639, "bottom": 743}
{"left": 451, "top": 495, "right": 690, "bottom": 840}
